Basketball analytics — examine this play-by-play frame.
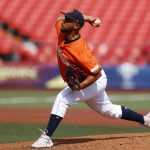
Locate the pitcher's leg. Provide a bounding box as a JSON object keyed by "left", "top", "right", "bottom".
{"left": 85, "top": 91, "right": 144, "bottom": 124}
{"left": 85, "top": 91, "right": 122, "bottom": 119}
{"left": 51, "top": 78, "right": 106, "bottom": 118}
{"left": 51, "top": 87, "right": 72, "bottom": 118}
{"left": 47, "top": 87, "right": 73, "bottom": 137}
{"left": 48, "top": 82, "right": 103, "bottom": 137}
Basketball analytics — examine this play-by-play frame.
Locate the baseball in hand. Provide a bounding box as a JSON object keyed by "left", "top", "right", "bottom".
{"left": 92, "top": 18, "right": 101, "bottom": 27}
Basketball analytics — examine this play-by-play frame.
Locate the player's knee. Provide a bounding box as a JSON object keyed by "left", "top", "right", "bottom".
{"left": 56, "top": 93, "right": 70, "bottom": 106}
{"left": 51, "top": 95, "right": 70, "bottom": 118}
{"left": 100, "top": 104, "right": 122, "bottom": 119}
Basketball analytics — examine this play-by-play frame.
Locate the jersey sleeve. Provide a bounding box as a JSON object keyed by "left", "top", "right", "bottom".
{"left": 83, "top": 55, "right": 101, "bottom": 74}
{"left": 78, "top": 49, "right": 101, "bottom": 74}
{"left": 55, "top": 20, "right": 62, "bottom": 35}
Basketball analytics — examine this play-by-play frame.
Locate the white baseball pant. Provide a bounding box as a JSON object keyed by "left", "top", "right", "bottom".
{"left": 51, "top": 69, "right": 122, "bottom": 119}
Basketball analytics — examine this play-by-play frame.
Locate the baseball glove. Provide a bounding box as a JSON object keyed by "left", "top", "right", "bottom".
{"left": 57, "top": 48, "right": 87, "bottom": 89}
{"left": 65, "top": 63, "right": 87, "bottom": 89}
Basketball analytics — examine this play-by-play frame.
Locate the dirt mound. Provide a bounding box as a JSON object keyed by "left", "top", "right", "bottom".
{"left": 1, "top": 132, "right": 150, "bottom": 150}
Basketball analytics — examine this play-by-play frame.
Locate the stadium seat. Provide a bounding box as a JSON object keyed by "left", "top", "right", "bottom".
{"left": 0, "top": 0, "right": 150, "bottom": 65}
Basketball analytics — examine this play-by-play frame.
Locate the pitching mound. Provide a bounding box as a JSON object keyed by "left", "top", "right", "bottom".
{"left": 1, "top": 132, "right": 150, "bottom": 150}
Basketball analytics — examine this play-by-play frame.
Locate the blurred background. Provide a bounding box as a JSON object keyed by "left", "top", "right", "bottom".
{"left": 0, "top": 0, "right": 150, "bottom": 90}
{"left": 0, "top": 0, "right": 150, "bottom": 145}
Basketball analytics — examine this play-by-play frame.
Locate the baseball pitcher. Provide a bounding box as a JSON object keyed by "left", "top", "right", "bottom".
{"left": 32, "top": 9, "right": 150, "bottom": 148}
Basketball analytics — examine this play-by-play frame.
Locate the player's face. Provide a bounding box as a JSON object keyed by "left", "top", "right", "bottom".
{"left": 61, "top": 17, "right": 78, "bottom": 33}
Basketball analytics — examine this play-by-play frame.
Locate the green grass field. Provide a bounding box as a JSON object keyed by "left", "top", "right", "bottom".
{"left": 0, "top": 123, "right": 150, "bottom": 144}
{"left": 0, "top": 90, "right": 150, "bottom": 109}
{"left": 0, "top": 89, "right": 150, "bottom": 144}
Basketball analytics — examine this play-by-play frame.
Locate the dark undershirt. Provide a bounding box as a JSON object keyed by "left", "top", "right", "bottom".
{"left": 64, "top": 36, "right": 80, "bottom": 44}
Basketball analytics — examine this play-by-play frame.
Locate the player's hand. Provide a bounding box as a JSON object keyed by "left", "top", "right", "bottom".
{"left": 84, "top": 15, "right": 101, "bottom": 27}
{"left": 91, "top": 18, "right": 101, "bottom": 27}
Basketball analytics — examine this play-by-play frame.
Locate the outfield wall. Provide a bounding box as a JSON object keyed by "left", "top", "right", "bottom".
{"left": 0, "top": 63, "right": 150, "bottom": 90}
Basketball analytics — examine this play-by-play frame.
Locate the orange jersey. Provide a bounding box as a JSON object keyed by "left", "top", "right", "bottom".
{"left": 55, "top": 20, "right": 101, "bottom": 81}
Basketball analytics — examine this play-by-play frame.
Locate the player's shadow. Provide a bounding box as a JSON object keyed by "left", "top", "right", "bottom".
{"left": 53, "top": 136, "right": 130, "bottom": 146}
{"left": 54, "top": 134, "right": 150, "bottom": 146}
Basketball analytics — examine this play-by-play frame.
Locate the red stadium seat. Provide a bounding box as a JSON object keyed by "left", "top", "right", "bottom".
{"left": 0, "top": 0, "right": 150, "bottom": 65}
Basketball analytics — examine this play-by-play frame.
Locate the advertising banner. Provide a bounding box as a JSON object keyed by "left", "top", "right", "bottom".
{"left": 0, "top": 63, "right": 59, "bottom": 88}
{"left": 105, "top": 63, "right": 150, "bottom": 89}
{"left": 0, "top": 63, "right": 150, "bottom": 89}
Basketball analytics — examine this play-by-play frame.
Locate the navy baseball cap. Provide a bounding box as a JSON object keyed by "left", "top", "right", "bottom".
{"left": 61, "top": 9, "right": 84, "bottom": 27}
